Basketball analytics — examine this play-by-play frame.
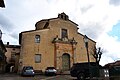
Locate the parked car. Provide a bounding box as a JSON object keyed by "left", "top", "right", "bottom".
{"left": 21, "top": 66, "right": 35, "bottom": 77}
{"left": 109, "top": 66, "right": 120, "bottom": 76}
{"left": 70, "top": 62, "right": 101, "bottom": 80}
{"left": 45, "top": 67, "right": 57, "bottom": 76}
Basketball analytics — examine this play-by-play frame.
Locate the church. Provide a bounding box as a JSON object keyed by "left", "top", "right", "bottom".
{"left": 19, "top": 13, "right": 96, "bottom": 73}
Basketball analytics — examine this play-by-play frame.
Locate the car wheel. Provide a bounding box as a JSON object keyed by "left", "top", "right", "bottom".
{"left": 32, "top": 75, "right": 35, "bottom": 77}
{"left": 77, "top": 73, "right": 85, "bottom": 80}
{"left": 54, "top": 73, "right": 57, "bottom": 76}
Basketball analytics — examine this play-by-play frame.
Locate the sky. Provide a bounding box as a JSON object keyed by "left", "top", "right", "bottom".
{"left": 0, "top": 0, "right": 120, "bottom": 66}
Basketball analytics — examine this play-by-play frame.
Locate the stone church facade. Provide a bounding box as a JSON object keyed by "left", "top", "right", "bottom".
{"left": 19, "top": 13, "right": 96, "bottom": 72}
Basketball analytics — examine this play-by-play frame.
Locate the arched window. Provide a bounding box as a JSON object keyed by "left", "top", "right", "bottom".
{"left": 35, "top": 35, "right": 40, "bottom": 43}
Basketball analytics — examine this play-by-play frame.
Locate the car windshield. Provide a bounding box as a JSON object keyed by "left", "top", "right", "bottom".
{"left": 47, "top": 67, "right": 55, "bottom": 69}
{"left": 24, "top": 66, "right": 33, "bottom": 70}
{"left": 114, "top": 66, "right": 120, "bottom": 70}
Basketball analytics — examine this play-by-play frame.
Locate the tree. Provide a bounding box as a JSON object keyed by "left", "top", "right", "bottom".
{"left": 92, "top": 47, "right": 103, "bottom": 64}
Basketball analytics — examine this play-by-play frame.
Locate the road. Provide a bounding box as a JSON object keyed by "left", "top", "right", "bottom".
{"left": 0, "top": 73, "right": 77, "bottom": 80}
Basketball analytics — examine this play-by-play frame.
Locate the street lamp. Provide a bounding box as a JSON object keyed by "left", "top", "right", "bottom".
{"left": 83, "top": 35, "right": 90, "bottom": 62}
{"left": 83, "top": 35, "right": 91, "bottom": 79}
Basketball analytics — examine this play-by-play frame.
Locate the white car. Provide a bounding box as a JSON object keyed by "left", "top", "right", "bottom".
{"left": 45, "top": 67, "right": 57, "bottom": 76}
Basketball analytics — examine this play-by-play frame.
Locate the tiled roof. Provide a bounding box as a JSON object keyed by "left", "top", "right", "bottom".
{"left": 104, "top": 60, "right": 120, "bottom": 68}
{"left": 5, "top": 44, "right": 21, "bottom": 48}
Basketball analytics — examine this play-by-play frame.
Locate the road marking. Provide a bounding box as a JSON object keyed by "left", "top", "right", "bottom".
{"left": 41, "top": 75, "right": 60, "bottom": 80}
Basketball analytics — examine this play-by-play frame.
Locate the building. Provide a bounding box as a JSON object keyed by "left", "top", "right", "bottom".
{"left": 19, "top": 13, "right": 96, "bottom": 73}
{"left": 0, "top": 40, "right": 7, "bottom": 74}
{"left": 0, "top": 40, "right": 6, "bottom": 73}
{"left": 5, "top": 42, "right": 20, "bottom": 72}
{"left": 0, "top": 30, "right": 7, "bottom": 73}
{"left": 104, "top": 60, "right": 120, "bottom": 69}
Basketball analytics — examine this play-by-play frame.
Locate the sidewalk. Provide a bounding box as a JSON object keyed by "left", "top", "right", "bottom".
{"left": 0, "top": 72, "right": 19, "bottom": 77}
{"left": 57, "top": 71, "right": 70, "bottom": 75}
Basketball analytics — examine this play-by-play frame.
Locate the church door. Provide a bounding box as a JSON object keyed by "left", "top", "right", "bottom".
{"left": 62, "top": 53, "right": 70, "bottom": 71}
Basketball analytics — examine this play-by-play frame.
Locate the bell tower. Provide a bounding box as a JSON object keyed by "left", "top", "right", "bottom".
{"left": 58, "top": 12, "right": 69, "bottom": 20}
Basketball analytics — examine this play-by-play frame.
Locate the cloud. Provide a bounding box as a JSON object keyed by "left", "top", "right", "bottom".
{"left": 97, "top": 33, "right": 120, "bottom": 65}
{"left": 0, "top": 13, "right": 14, "bottom": 31}
{"left": 79, "top": 22, "right": 104, "bottom": 40}
{"left": 0, "top": 13, "right": 18, "bottom": 43}
{"left": 80, "top": 5, "right": 94, "bottom": 14}
{"left": 109, "top": 0, "right": 120, "bottom": 6}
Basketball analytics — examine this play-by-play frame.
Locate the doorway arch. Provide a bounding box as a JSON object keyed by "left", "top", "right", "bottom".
{"left": 62, "top": 53, "right": 70, "bottom": 71}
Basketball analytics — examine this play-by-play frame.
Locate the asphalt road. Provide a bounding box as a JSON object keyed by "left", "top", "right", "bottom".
{"left": 0, "top": 73, "right": 77, "bottom": 80}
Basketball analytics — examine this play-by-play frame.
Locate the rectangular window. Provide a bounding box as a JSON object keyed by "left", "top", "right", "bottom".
{"left": 35, "top": 35, "right": 40, "bottom": 43}
{"left": 10, "top": 52, "right": 16, "bottom": 62}
{"left": 61, "top": 29, "right": 68, "bottom": 38}
{"left": 35, "top": 54, "right": 41, "bottom": 63}
{"left": 11, "top": 52, "right": 16, "bottom": 59}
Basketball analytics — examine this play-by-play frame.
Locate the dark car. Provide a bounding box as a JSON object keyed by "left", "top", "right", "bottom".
{"left": 21, "top": 66, "right": 35, "bottom": 77}
{"left": 109, "top": 66, "right": 120, "bottom": 76}
{"left": 70, "top": 62, "right": 101, "bottom": 80}
{"left": 45, "top": 67, "right": 57, "bottom": 76}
